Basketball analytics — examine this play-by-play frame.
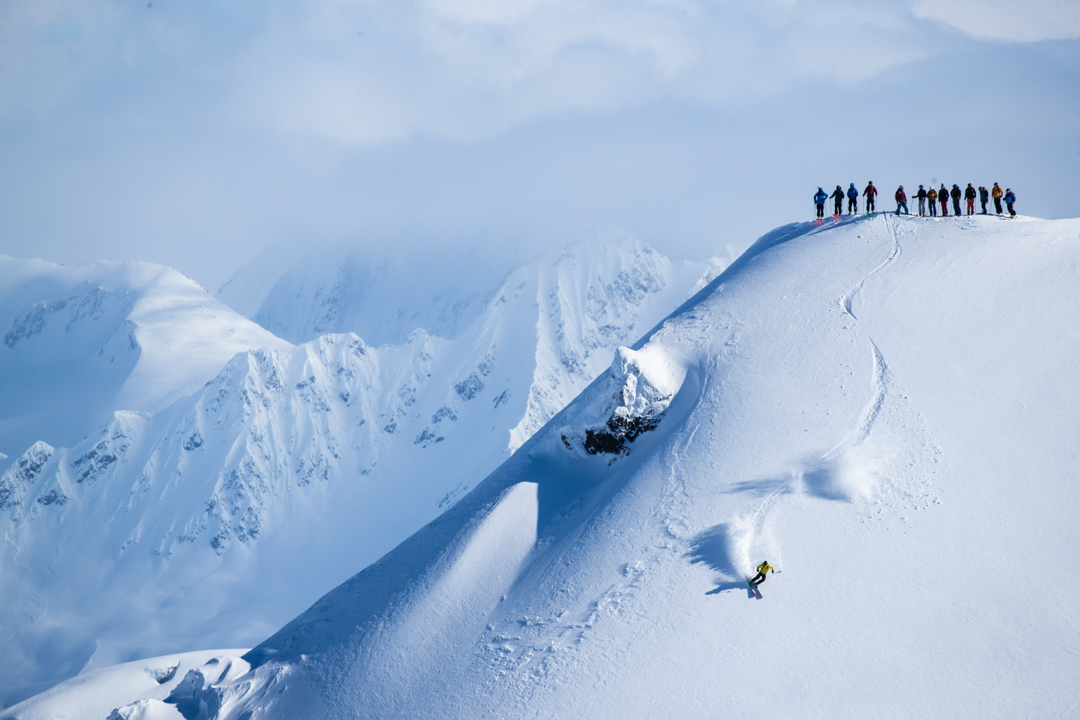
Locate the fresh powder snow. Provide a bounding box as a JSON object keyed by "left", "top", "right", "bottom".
{"left": 125, "top": 213, "right": 1079, "bottom": 719}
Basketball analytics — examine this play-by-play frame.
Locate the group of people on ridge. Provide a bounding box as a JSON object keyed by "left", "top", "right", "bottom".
{"left": 813, "top": 182, "right": 1017, "bottom": 219}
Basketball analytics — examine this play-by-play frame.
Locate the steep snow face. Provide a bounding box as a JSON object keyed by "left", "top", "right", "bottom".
{"left": 179, "top": 215, "right": 1079, "bottom": 719}
{"left": 0, "top": 234, "right": 724, "bottom": 708}
{"left": 0, "top": 256, "right": 289, "bottom": 457}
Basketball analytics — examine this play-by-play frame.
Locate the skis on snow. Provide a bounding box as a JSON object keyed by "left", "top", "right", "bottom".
{"left": 747, "top": 580, "right": 763, "bottom": 599}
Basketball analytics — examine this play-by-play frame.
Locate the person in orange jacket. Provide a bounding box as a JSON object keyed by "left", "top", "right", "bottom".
{"left": 992, "top": 182, "right": 1004, "bottom": 214}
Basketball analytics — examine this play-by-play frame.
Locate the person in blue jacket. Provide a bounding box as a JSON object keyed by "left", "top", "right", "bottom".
{"left": 846, "top": 183, "right": 859, "bottom": 215}
{"left": 1004, "top": 188, "right": 1017, "bottom": 218}
{"left": 814, "top": 187, "right": 828, "bottom": 219}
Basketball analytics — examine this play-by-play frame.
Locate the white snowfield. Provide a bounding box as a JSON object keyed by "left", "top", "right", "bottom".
{"left": 0, "top": 234, "right": 723, "bottom": 708}
{"left": 0, "top": 256, "right": 290, "bottom": 459}
{"left": 65, "top": 213, "right": 1074, "bottom": 720}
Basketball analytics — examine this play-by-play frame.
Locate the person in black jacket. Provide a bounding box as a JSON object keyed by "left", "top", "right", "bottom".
{"left": 950, "top": 184, "right": 962, "bottom": 216}
{"left": 831, "top": 185, "right": 845, "bottom": 216}
{"left": 939, "top": 184, "right": 950, "bottom": 216}
{"left": 964, "top": 183, "right": 976, "bottom": 215}
{"left": 916, "top": 185, "right": 928, "bottom": 216}
{"left": 979, "top": 186, "right": 989, "bottom": 214}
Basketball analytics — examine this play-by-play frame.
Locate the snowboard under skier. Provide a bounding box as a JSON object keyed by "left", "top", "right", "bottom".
{"left": 863, "top": 181, "right": 877, "bottom": 213}
{"left": 749, "top": 561, "right": 775, "bottom": 587}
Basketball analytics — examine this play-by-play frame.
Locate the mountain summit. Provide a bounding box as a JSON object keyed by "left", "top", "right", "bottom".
{"left": 162, "top": 214, "right": 1080, "bottom": 719}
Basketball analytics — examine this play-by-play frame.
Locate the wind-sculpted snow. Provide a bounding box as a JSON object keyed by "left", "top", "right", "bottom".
{"left": 129, "top": 214, "right": 1080, "bottom": 720}
{"left": 0, "top": 234, "right": 726, "bottom": 707}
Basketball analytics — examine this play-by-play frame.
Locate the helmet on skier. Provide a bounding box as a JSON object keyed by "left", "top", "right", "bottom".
{"left": 898, "top": 185, "right": 903, "bottom": 189}
{"left": 850, "top": 183, "right": 855, "bottom": 187}
{"left": 919, "top": 184, "right": 924, "bottom": 188}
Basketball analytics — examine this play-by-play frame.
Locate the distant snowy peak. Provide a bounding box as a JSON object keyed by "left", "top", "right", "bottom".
{"left": 0, "top": 234, "right": 729, "bottom": 705}
{"left": 506, "top": 230, "right": 716, "bottom": 449}
{"left": 219, "top": 241, "right": 523, "bottom": 346}
{"left": 0, "top": 256, "right": 289, "bottom": 457}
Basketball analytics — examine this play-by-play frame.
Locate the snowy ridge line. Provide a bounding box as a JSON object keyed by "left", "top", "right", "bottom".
{"left": 11, "top": 215, "right": 1080, "bottom": 719}
{"left": 0, "top": 232, "right": 731, "bottom": 707}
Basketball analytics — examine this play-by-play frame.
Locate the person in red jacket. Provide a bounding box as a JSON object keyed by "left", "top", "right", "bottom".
{"left": 895, "top": 186, "right": 908, "bottom": 215}
{"left": 863, "top": 181, "right": 878, "bottom": 214}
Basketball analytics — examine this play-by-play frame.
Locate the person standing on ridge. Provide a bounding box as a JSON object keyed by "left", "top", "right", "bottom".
{"left": 832, "top": 185, "right": 845, "bottom": 216}
{"left": 895, "top": 186, "right": 908, "bottom": 215}
{"left": 749, "top": 560, "right": 775, "bottom": 587}
{"left": 847, "top": 183, "right": 859, "bottom": 215}
{"left": 979, "top": 185, "right": 990, "bottom": 214}
{"left": 992, "top": 183, "right": 1004, "bottom": 214}
{"left": 965, "top": 183, "right": 977, "bottom": 215}
{"left": 939, "top": 183, "right": 950, "bottom": 216}
{"left": 916, "top": 185, "right": 928, "bottom": 216}
{"left": 1004, "top": 188, "right": 1017, "bottom": 217}
{"left": 927, "top": 185, "right": 938, "bottom": 216}
{"left": 951, "top": 184, "right": 962, "bottom": 216}
{"left": 864, "top": 181, "right": 878, "bottom": 214}
{"left": 814, "top": 187, "right": 828, "bottom": 219}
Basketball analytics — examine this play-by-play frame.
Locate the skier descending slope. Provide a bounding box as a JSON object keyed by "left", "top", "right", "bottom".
{"left": 814, "top": 187, "right": 828, "bottom": 220}
{"left": 749, "top": 560, "right": 776, "bottom": 588}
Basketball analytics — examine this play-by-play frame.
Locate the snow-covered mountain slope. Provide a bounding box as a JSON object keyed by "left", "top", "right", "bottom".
{"left": 0, "top": 650, "right": 247, "bottom": 720}
{"left": 0, "top": 234, "right": 724, "bottom": 708}
{"left": 0, "top": 256, "right": 289, "bottom": 458}
{"left": 151, "top": 214, "right": 1078, "bottom": 719}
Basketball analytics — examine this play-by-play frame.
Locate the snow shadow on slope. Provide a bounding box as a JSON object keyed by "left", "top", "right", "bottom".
{"left": 798, "top": 449, "right": 875, "bottom": 503}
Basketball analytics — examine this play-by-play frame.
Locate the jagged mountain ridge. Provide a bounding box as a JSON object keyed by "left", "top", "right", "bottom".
{"left": 108, "top": 214, "right": 1080, "bottom": 720}
{"left": 0, "top": 233, "right": 728, "bottom": 707}
{"left": 0, "top": 256, "right": 289, "bottom": 459}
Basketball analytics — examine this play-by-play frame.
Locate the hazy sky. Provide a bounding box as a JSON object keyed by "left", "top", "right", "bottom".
{"left": 1, "top": 0, "right": 1078, "bottom": 292}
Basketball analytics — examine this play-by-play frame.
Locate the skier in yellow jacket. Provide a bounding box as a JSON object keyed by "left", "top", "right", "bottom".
{"left": 749, "top": 561, "right": 775, "bottom": 586}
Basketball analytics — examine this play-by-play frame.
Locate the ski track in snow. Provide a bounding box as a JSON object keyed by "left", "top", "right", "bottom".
{"left": 840, "top": 216, "right": 903, "bottom": 321}
{"left": 707, "top": 217, "right": 904, "bottom": 586}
